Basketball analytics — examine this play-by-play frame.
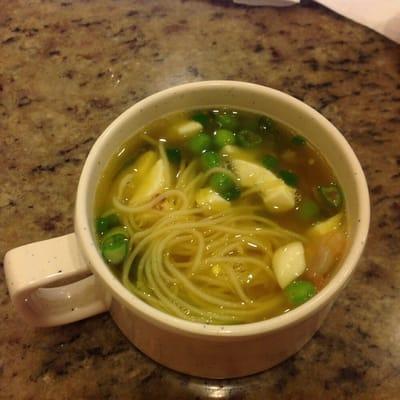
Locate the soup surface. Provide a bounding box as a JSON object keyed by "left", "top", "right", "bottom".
{"left": 95, "top": 108, "right": 347, "bottom": 324}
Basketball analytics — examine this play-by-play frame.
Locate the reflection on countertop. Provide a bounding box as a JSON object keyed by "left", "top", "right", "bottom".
{"left": 0, "top": 0, "right": 399, "bottom": 399}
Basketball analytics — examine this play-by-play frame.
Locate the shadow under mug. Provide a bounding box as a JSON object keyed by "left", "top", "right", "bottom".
{"left": 4, "top": 81, "right": 370, "bottom": 378}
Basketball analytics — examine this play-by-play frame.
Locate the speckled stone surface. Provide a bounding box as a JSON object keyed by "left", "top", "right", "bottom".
{"left": 1, "top": 1, "right": 399, "bottom": 399}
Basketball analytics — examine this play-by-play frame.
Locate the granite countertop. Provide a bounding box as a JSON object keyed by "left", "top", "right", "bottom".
{"left": 1, "top": 0, "right": 399, "bottom": 398}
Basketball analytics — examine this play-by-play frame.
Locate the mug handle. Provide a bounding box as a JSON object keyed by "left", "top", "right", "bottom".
{"left": 4, "top": 233, "right": 111, "bottom": 327}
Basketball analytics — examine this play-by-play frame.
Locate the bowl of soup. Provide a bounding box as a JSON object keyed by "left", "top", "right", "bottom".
{"left": 5, "top": 81, "right": 370, "bottom": 378}
{"left": 96, "top": 107, "right": 347, "bottom": 323}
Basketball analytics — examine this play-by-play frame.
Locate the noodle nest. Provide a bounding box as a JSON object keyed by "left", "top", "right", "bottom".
{"left": 107, "top": 142, "right": 305, "bottom": 324}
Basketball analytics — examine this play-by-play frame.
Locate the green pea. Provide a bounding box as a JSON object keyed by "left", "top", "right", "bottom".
{"left": 96, "top": 213, "right": 120, "bottom": 236}
{"left": 262, "top": 154, "right": 279, "bottom": 171}
{"left": 101, "top": 234, "right": 128, "bottom": 265}
{"left": 200, "top": 151, "right": 221, "bottom": 170}
{"left": 298, "top": 199, "right": 320, "bottom": 221}
{"left": 209, "top": 173, "right": 240, "bottom": 201}
{"left": 215, "top": 113, "right": 239, "bottom": 131}
{"left": 285, "top": 280, "right": 317, "bottom": 306}
{"left": 166, "top": 148, "right": 181, "bottom": 165}
{"left": 214, "top": 129, "right": 236, "bottom": 149}
{"left": 192, "top": 112, "right": 209, "bottom": 126}
{"left": 279, "top": 170, "right": 298, "bottom": 187}
{"left": 291, "top": 135, "right": 306, "bottom": 146}
{"left": 236, "top": 130, "right": 263, "bottom": 148}
{"left": 188, "top": 133, "right": 212, "bottom": 155}
{"left": 318, "top": 185, "right": 343, "bottom": 209}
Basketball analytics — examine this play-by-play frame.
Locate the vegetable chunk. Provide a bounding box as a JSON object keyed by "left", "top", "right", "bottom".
{"left": 231, "top": 159, "right": 296, "bottom": 212}
{"left": 272, "top": 241, "right": 306, "bottom": 289}
{"left": 196, "top": 187, "right": 231, "bottom": 213}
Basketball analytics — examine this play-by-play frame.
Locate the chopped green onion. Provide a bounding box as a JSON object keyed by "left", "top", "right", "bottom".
{"left": 298, "top": 199, "right": 320, "bottom": 221}
{"left": 188, "top": 133, "right": 212, "bottom": 155}
{"left": 101, "top": 234, "right": 128, "bottom": 265}
{"left": 200, "top": 151, "right": 221, "bottom": 170}
{"left": 166, "top": 148, "right": 181, "bottom": 165}
{"left": 214, "top": 129, "right": 236, "bottom": 149}
{"left": 262, "top": 154, "right": 279, "bottom": 171}
{"left": 279, "top": 170, "right": 298, "bottom": 187}
{"left": 215, "top": 113, "right": 239, "bottom": 131}
{"left": 291, "top": 135, "right": 306, "bottom": 146}
{"left": 102, "top": 226, "right": 129, "bottom": 242}
{"left": 96, "top": 213, "right": 120, "bottom": 236}
{"left": 259, "top": 116, "right": 277, "bottom": 135}
{"left": 285, "top": 280, "right": 317, "bottom": 306}
{"left": 209, "top": 173, "right": 240, "bottom": 201}
{"left": 236, "top": 130, "right": 263, "bottom": 148}
{"left": 318, "top": 184, "right": 343, "bottom": 209}
{"left": 192, "top": 112, "right": 209, "bottom": 126}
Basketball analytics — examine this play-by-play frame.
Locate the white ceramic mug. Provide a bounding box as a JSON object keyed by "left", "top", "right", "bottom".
{"left": 4, "top": 81, "right": 370, "bottom": 379}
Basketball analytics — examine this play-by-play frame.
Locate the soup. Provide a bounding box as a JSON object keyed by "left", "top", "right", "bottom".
{"left": 95, "top": 108, "right": 347, "bottom": 325}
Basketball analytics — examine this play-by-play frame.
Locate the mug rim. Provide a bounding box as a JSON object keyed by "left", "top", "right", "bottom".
{"left": 75, "top": 80, "right": 370, "bottom": 337}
